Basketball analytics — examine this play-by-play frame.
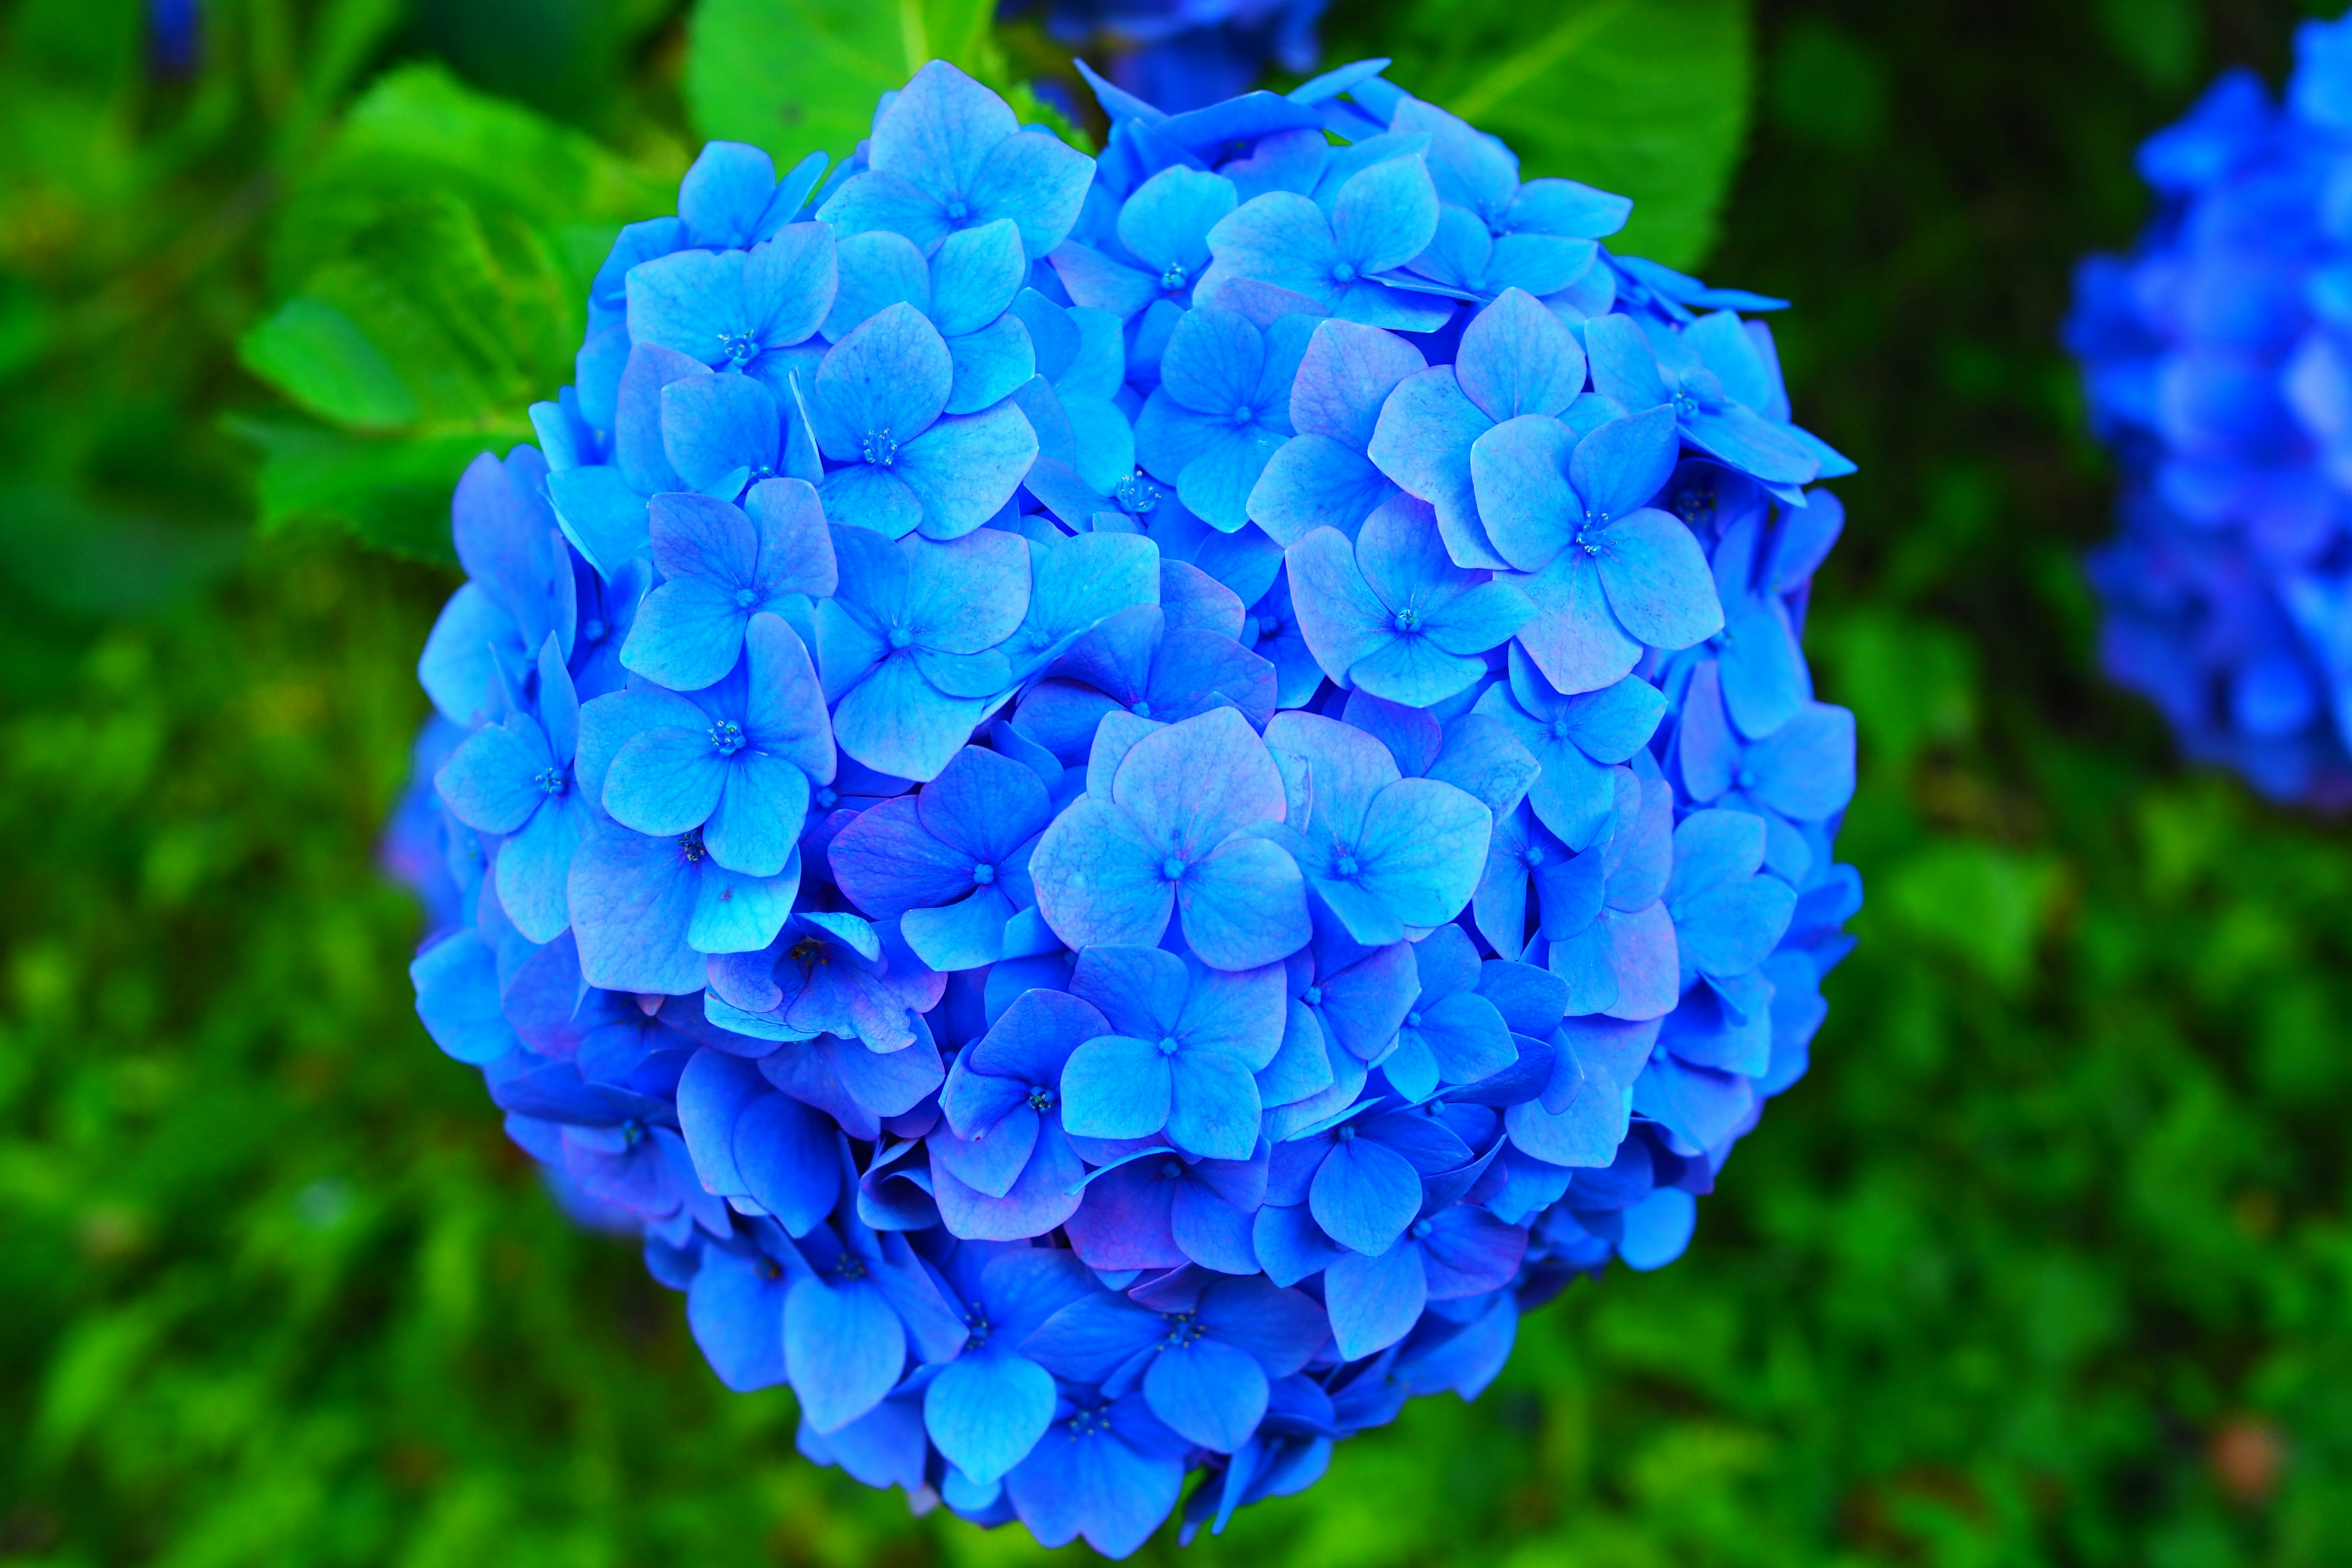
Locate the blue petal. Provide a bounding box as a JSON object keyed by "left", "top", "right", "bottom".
{"left": 1250, "top": 434, "right": 1398, "bottom": 545}
{"left": 496, "top": 791, "right": 584, "bottom": 942}
{"left": 1516, "top": 551, "right": 1643, "bottom": 694}
{"left": 1618, "top": 1186, "right": 1697, "bottom": 1270}
{"left": 1455, "top": 288, "right": 1586, "bottom": 424}
{"left": 1118, "top": 165, "right": 1237, "bottom": 274}
{"left": 409, "top": 930, "right": 519, "bottom": 1065}
{"left": 735, "top": 1090, "right": 843, "bottom": 1235}
{"left": 1030, "top": 796, "right": 1175, "bottom": 951}
{"left": 687, "top": 851, "right": 801, "bottom": 956}
{"left": 966, "top": 123, "right": 1096, "bottom": 260}
{"left": 568, "top": 822, "right": 706, "bottom": 994}
{"left": 435, "top": 718, "right": 552, "bottom": 835}
{"left": 1366, "top": 368, "right": 1503, "bottom": 570}
{"left": 1181, "top": 835, "right": 1311, "bottom": 973}
{"left": 620, "top": 578, "right": 747, "bottom": 697}
{"left": 785, "top": 1275, "right": 906, "bottom": 1433}
{"left": 944, "top": 315, "right": 1038, "bottom": 415}
{"left": 1355, "top": 777, "right": 1491, "bottom": 928}
{"left": 823, "top": 230, "right": 930, "bottom": 342}
{"left": 546, "top": 465, "right": 650, "bottom": 579}
{"left": 925, "top": 1350, "right": 1056, "bottom": 1487}
{"left": 929, "top": 219, "right": 1028, "bottom": 336}
{"left": 742, "top": 612, "right": 835, "bottom": 781}
{"left": 1158, "top": 306, "right": 1266, "bottom": 416}
{"left": 1206, "top": 191, "right": 1336, "bottom": 304}
{"left": 704, "top": 753, "right": 810, "bottom": 878}
{"left": 678, "top": 141, "right": 781, "bottom": 248}
{"left": 1308, "top": 1135, "right": 1421, "bottom": 1254}
{"left": 1471, "top": 414, "right": 1578, "bottom": 571}
{"left": 898, "top": 402, "right": 1039, "bottom": 539}
{"left": 810, "top": 302, "right": 954, "bottom": 459}
{"left": 603, "top": 728, "right": 727, "bottom": 836}
{"left": 832, "top": 653, "right": 1001, "bottom": 782}
{"left": 1166, "top": 1048, "right": 1264, "bottom": 1159}
{"left": 687, "top": 1247, "right": 787, "bottom": 1392}
{"left": 1143, "top": 1336, "right": 1268, "bottom": 1452}
{"left": 1747, "top": 703, "right": 1858, "bottom": 820}
{"left": 1569, "top": 405, "right": 1680, "bottom": 522}
{"left": 614, "top": 343, "right": 706, "bottom": 494}
{"left": 1581, "top": 312, "right": 1670, "bottom": 409}
{"left": 1593, "top": 509, "right": 1724, "bottom": 649}
{"left": 1329, "top": 155, "right": 1440, "bottom": 274}
{"left": 819, "top": 461, "right": 924, "bottom": 539}
{"left": 1283, "top": 526, "right": 1391, "bottom": 687}
{"left": 1322, "top": 1239, "right": 1427, "bottom": 1360}
{"left": 1060, "top": 1034, "right": 1175, "bottom": 1141}
{"left": 627, "top": 246, "right": 744, "bottom": 366}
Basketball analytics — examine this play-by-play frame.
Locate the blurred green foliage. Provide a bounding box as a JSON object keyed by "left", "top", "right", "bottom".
{"left": 5, "top": 1, "right": 2352, "bottom": 1565}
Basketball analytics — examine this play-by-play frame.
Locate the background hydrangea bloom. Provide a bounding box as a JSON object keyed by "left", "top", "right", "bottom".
{"left": 2069, "top": 14, "right": 2352, "bottom": 804}
{"left": 1005, "top": 0, "right": 1330, "bottom": 115}
{"left": 391, "top": 56, "right": 1860, "bottom": 1555}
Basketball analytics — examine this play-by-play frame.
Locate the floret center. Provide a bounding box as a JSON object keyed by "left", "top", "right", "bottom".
{"left": 533, "top": 766, "right": 567, "bottom": 796}
{"left": 1114, "top": 470, "right": 1162, "bottom": 514}
{"left": 709, "top": 719, "right": 747, "bottom": 756}
{"left": 1160, "top": 261, "right": 1189, "bottom": 291}
{"left": 861, "top": 428, "right": 900, "bottom": 467}
{"left": 1156, "top": 1034, "right": 1181, "bottom": 1056}
{"left": 718, "top": 330, "right": 758, "bottom": 366}
{"left": 971, "top": 862, "right": 995, "bottom": 886}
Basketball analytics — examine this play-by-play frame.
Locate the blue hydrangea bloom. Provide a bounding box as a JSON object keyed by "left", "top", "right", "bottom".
{"left": 385, "top": 57, "right": 1862, "bottom": 1555}
{"left": 2069, "top": 14, "right": 2352, "bottom": 804}
{"left": 1007, "top": 1, "right": 1329, "bottom": 115}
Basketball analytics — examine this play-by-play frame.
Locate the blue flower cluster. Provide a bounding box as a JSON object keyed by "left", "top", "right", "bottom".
{"left": 1004, "top": 0, "right": 1327, "bottom": 112}
{"left": 386, "top": 59, "right": 1861, "bottom": 1555}
{"left": 2070, "top": 14, "right": 2352, "bottom": 805}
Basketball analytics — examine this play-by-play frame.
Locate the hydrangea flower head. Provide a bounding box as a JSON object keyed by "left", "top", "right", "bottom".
{"left": 387, "top": 56, "right": 1861, "bottom": 1554}
{"left": 2069, "top": 13, "right": 2352, "bottom": 804}
{"left": 1008, "top": 1, "right": 1331, "bottom": 114}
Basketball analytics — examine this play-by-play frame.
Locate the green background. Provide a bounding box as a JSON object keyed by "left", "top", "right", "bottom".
{"left": 4, "top": 0, "right": 2352, "bottom": 1563}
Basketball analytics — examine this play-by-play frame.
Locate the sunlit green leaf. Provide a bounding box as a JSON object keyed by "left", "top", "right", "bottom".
{"left": 1341, "top": 0, "right": 1753, "bottom": 270}
{"left": 684, "top": 0, "right": 1008, "bottom": 168}
{"left": 235, "top": 65, "right": 676, "bottom": 560}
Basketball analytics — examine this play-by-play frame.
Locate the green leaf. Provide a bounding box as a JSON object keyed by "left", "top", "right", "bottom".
{"left": 1881, "top": 839, "right": 2064, "bottom": 994}
{"left": 1348, "top": 0, "right": 1754, "bottom": 271}
{"left": 238, "top": 297, "right": 421, "bottom": 431}
{"left": 226, "top": 415, "right": 518, "bottom": 567}
{"left": 235, "top": 65, "right": 678, "bottom": 559}
{"left": 684, "top": 0, "right": 1006, "bottom": 168}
